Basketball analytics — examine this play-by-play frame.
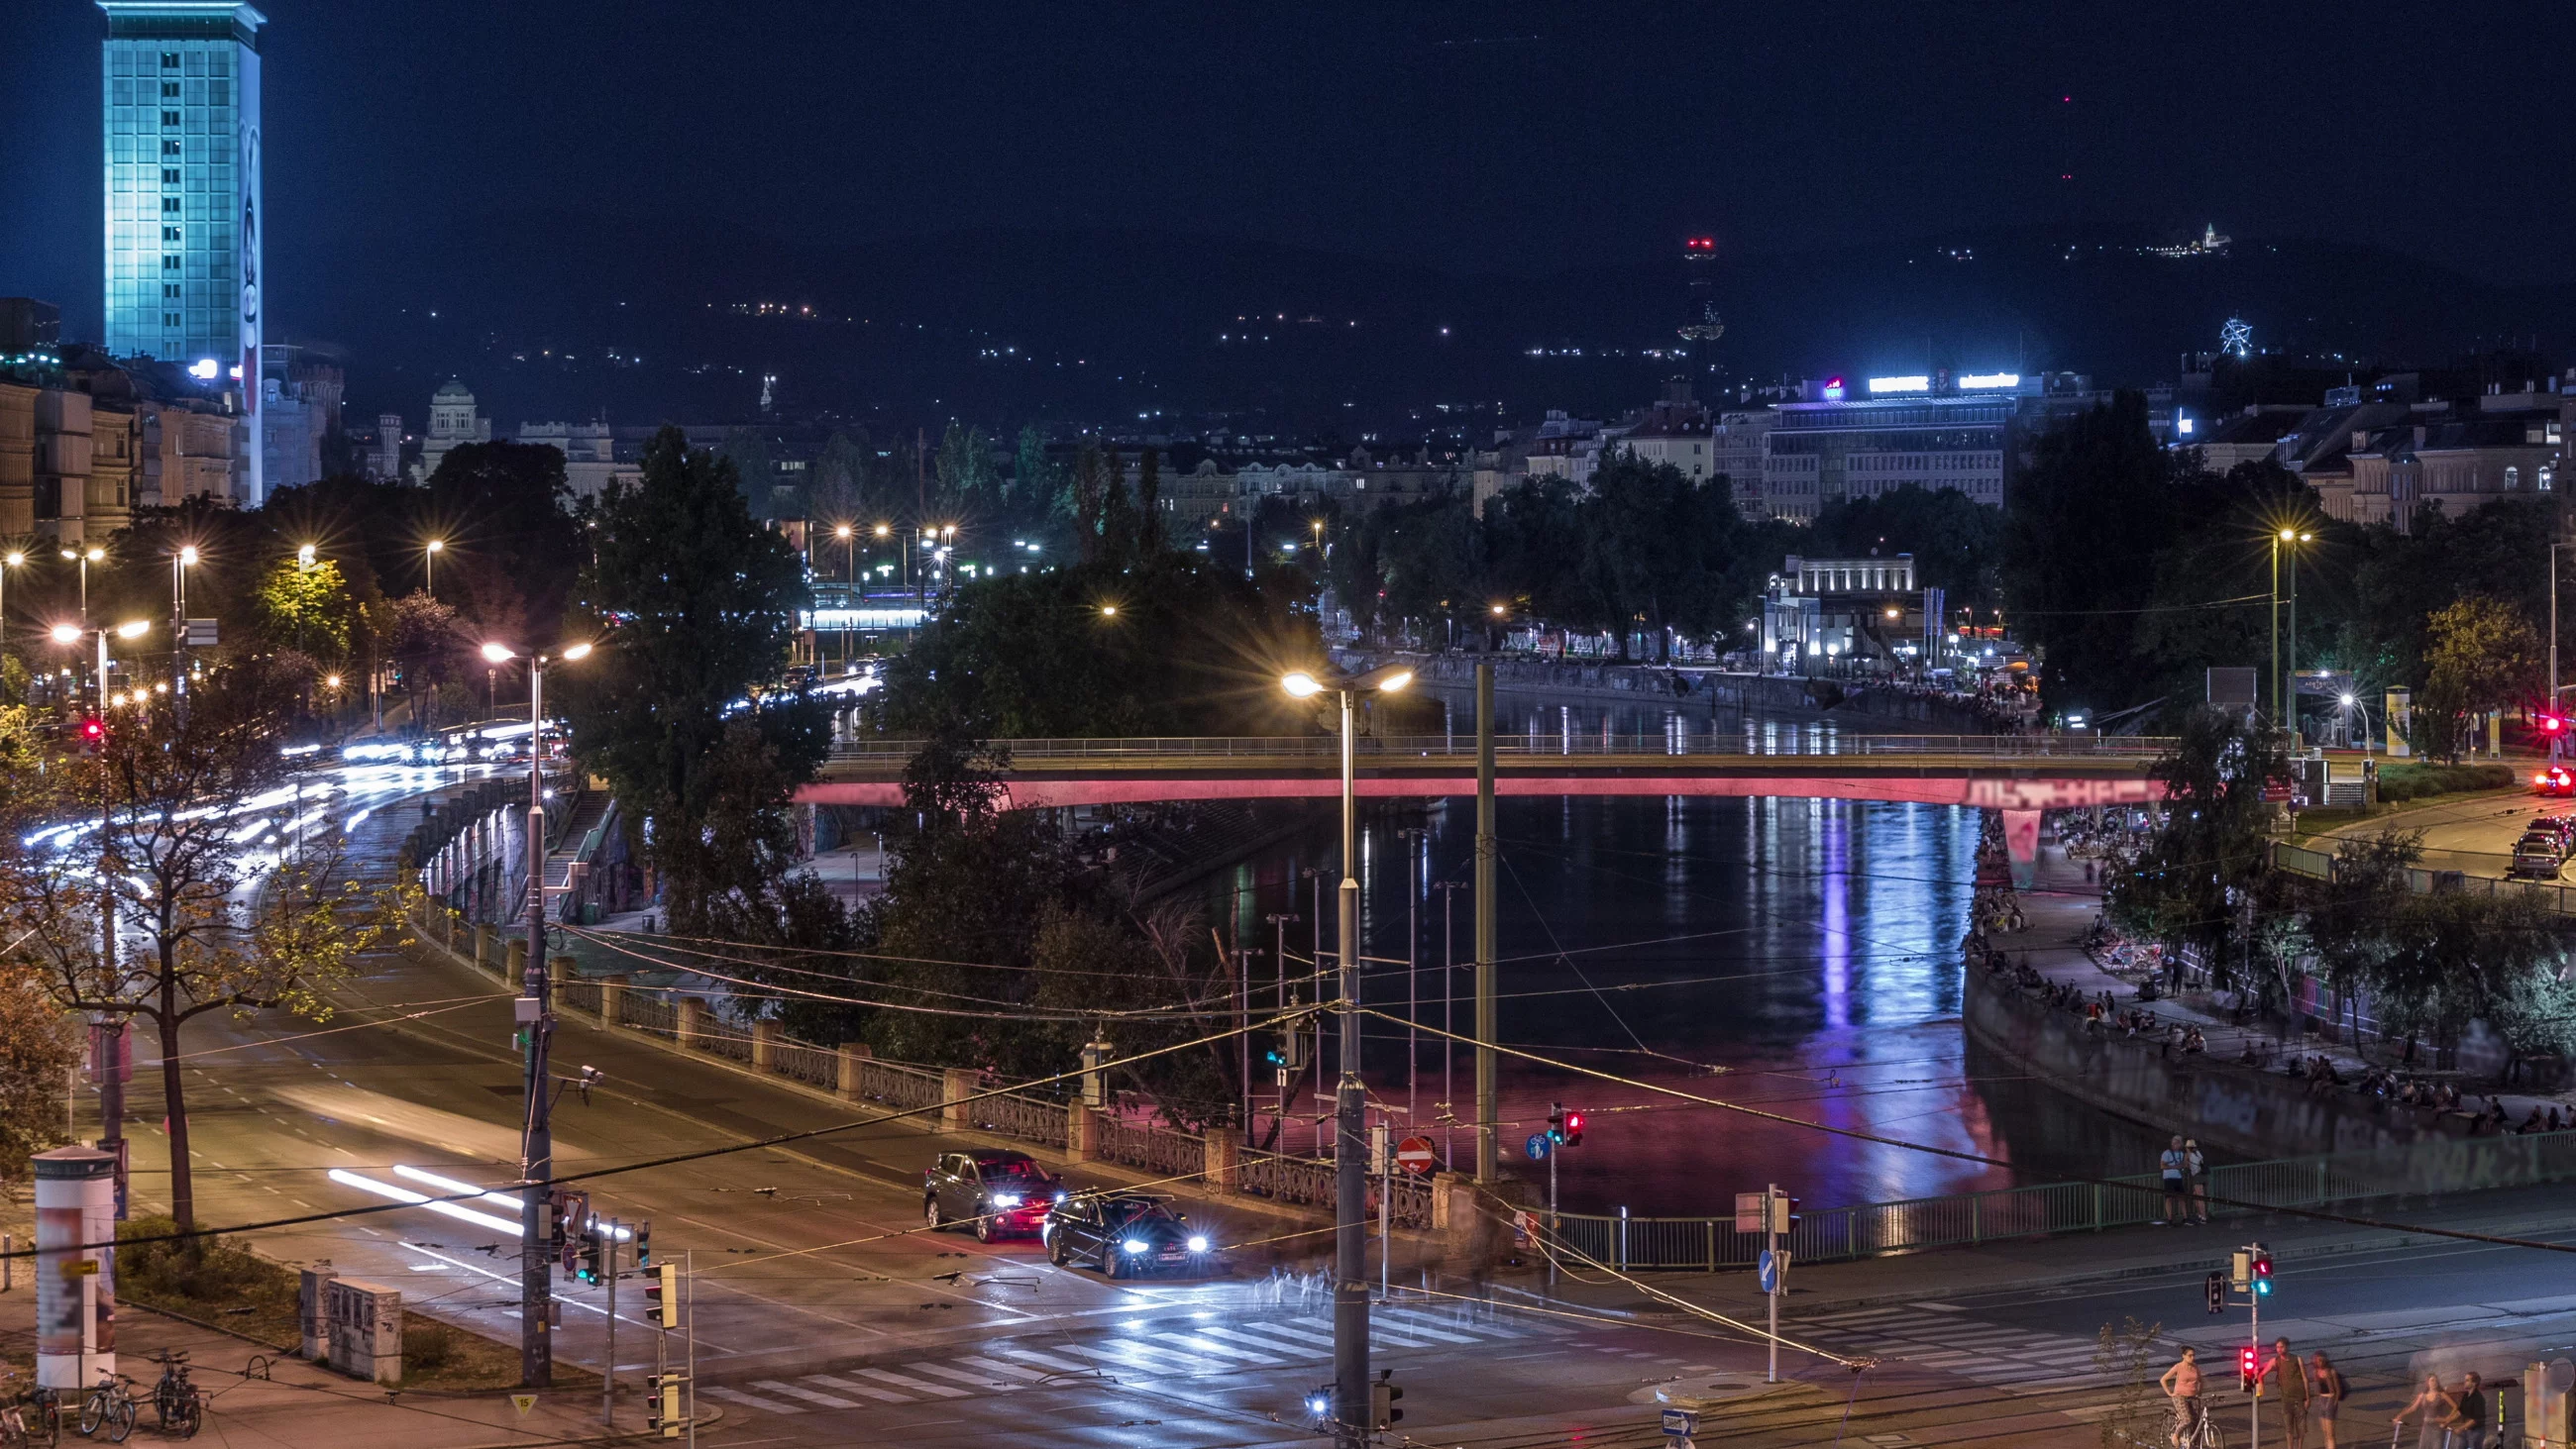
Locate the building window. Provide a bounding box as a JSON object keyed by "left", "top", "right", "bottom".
{"left": 161, "top": 140, "right": 180, "bottom": 156}
{"left": 161, "top": 255, "right": 179, "bottom": 270}
{"left": 161, "top": 196, "right": 180, "bottom": 212}
{"left": 2507, "top": 466, "right": 2521, "bottom": 490}
{"left": 161, "top": 81, "right": 179, "bottom": 98}
{"left": 161, "top": 52, "right": 179, "bottom": 67}
{"left": 161, "top": 110, "right": 179, "bottom": 126}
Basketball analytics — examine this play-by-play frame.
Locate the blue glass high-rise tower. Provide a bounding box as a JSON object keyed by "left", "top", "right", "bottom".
{"left": 99, "top": 1, "right": 265, "bottom": 501}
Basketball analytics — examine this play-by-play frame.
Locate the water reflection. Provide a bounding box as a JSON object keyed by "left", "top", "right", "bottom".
{"left": 1208, "top": 784, "right": 2170, "bottom": 1216}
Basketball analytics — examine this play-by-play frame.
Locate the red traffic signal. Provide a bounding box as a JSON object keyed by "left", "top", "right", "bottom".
{"left": 2239, "top": 1344, "right": 2259, "bottom": 1391}
{"left": 2251, "top": 1251, "right": 2273, "bottom": 1295}
{"left": 77, "top": 716, "right": 106, "bottom": 751}
{"left": 1560, "top": 1110, "right": 1585, "bottom": 1148}
{"left": 2542, "top": 714, "right": 2568, "bottom": 736}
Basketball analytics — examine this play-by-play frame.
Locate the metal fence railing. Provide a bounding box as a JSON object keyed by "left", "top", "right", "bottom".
{"left": 829, "top": 733, "right": 2172, "bottom": 765}
{"left": 772, "top": 1040, "right": 840, "bottom": 1090}
{"left": 1239, "top": 1150, "right": 1336, "bottom": 1210}
{"left": 972, "top": 1091, "right": 1071, "bottom": 1149}
{"left": 2271, "top": 839, "right": 2576, "bottom": 916}
{"left": 619, "top": 992, "right": 676, "bottom": 1038}
{"left": 1556, "top": 1129, "right": 2576, "bottom": 1271}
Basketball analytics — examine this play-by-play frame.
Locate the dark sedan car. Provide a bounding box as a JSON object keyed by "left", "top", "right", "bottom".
{"left": 1041, "top": 1191, "right": 1211, "bottom": 1278}
{"left": 924, "top": 1150, "right": 1064, "bottom": 1242}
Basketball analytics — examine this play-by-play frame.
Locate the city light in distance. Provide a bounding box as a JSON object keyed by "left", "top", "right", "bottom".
{"left": 1957, "top": 372, "right": 2020, "bottom": 389}
{"left": 1868, "top": 375, "right": 1930, "bottom": 394}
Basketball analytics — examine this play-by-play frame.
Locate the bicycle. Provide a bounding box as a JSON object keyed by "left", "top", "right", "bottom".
{"left": 74, "top": 1372, "right": 134, "bottom": 1444}
{"left": 23, "top": 1386, "right": 61, "bottom": 1448}
{"left": 146, "top": 1355, "right": 200, "bottom": 1441}
{"left": 2173, "top": 1397, "right": 2227, "bottom": 1449}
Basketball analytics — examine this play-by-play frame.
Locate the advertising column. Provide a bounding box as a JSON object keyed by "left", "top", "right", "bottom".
{"left": 34, "top": 1147, "right": 118, "bottom": 1393}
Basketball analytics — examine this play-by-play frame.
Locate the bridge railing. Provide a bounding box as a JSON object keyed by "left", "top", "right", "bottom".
{"left": 827, "top": 733, "right": 2174, "bottom": 764}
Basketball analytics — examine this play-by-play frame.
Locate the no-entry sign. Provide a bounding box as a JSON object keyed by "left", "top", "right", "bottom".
{"left": 1394, "top": 1137, "right": 1437, "bottom": 1175}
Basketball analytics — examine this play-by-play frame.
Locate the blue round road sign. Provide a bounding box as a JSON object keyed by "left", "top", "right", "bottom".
{"left": 1758, "top": 1248, "right": 1778, "bottom": 1294}
{"left": 1525, "top": 1132, "right": 1552, "bottom": 1161}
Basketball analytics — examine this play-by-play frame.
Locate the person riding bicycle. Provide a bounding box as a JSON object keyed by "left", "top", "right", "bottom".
{"left": 2160, "top": 1346, "right": 2204, "bottom": 1446}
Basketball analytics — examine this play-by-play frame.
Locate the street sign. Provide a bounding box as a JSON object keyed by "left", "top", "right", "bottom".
{"left": 1758, "top": 1249, "right": 1779, "bottom": 1294}
{"left": 1524, "top": 1132, "right": 1552, "bottom": 1162}
{"left": 1395, "top": 1136, "right": 1437, "bottom": 1175}
{"left": 184, "top": 618, "right": 218, "bottom": 648}
{"left": 509, "top": 1394, "right": 538, "bottom": 1419}
{"left": 1734, "top": 1191, "right": 1766, "bottom": 1234}
{"left": 59, "top": 1259, "right": 97, "bottom": 1278}
{"left": 1663, "top": 1406, "right": 1700, "bottom": 1437}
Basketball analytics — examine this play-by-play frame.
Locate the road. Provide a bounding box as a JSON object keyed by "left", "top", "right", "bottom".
{"left": 2313, "top": 786, "right": 2562, "bottom": 879}
{"left": 54, "top": 759, "right": 2576, "bottom": 1447}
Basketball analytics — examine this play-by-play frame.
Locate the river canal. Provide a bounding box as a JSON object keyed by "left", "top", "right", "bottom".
{"left": 1206, "top": 687, "right": 2173, "bottom": 1216}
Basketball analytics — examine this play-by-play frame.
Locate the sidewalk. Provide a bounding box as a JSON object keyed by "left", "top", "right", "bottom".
{"left": 1989, "top": 839, "right": 2576, "bottom": 1137}
{"left": 1, "top": 1306, "right": 671, "bottom": 1449}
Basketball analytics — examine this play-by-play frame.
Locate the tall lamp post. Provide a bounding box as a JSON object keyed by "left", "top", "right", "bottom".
{"left": 1280, "top": 662, "right": 1413, "bottom": 1449}
{"left": 481, "top": 638, "right": 594, "bottom": 1389}
{"left": 423, "top": 538, "right": 445, "bottom": 596}
{"left": 0, "top": 549, "right": 23, "bottom": 660}
{"left": 2269, "top": 528, "right": 2310, "bottom": 733}
{"left": 60, "top": 545, "right": 105, "bottom": 625}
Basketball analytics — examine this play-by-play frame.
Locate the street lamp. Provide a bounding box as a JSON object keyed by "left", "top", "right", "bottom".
{"left": 479, "top": 636, "right": 593, "bottom": 1388}
{"left": 1278, "top": 660, "right": 1411, "bottom": 1447}
{"left": 0, "top": 550, "right": 22, "bottom": 657}
{"left": 52, "top": 619, "right": 151, "bottom": 710}
{"left": 2270, "top": 528, "right": 2311, "bottom": 732}
{"left": 60, "top": 545, "right": 104, "bottom": 623}
{"left": 2338, "top": 691, "right": 2372, "bottom": 752}
{"left": 296, "top": 543, "right": 317, "bottom": 571}
{"left": 424, "top": 538, "right": 445, "bottom": 595}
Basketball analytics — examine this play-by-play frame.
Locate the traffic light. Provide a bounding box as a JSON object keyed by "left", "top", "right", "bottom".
{"left": 646, "top": 1373, "right": 684, "bottom": 1438}
{"left": 633, "top": 1218, "right": 652, "bottom": 1270}
{"left": 2229, "top": 1249, "right": 2251, "bottom": 1292}
{"left": 2251, "top": 1249, "right": 2273, "bottom": 1296}
{"left": 575, "top": 1226, "right": 603, "bottom": 1285}
{"left": 645, "top": 1260, "right": 680, "bottom": 1328}
{"left": 2239, "top": 1344, "right": 2259, "bottom": 1393}
{"left": 1371, "top": 1371, "right": 1403, "bottom": 1430}
{"left": 77, "top": 716, "right": 106, "bottom": 753}
{"left": 2542, "top": 713, "right": 2567, "bottom": 738}
{"left": 1560, "top": 1109, "right": 1585, "bottom": 1148}
{"left": 1547, "top": 1102, "right": 1565, "bottom": 1144}
{"left": 2204, "top": 1271, "right": 2225, "bottom": 1314}
{"left": 1265, "top": 1021, "right": 1308, "bottom": 1075}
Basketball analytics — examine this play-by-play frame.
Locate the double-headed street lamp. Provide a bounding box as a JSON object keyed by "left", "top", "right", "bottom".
{"left": 52, "top": 619, "right": 152, "bottom": 711}
{"left": 479, "top": 638, "right": 593, "bottom": 1389}
{"left": 60, "top": 545, "right": 105, "bottom": 623}
{"left": 1279, "top": 661, "right": 1412, "bottom": 1449}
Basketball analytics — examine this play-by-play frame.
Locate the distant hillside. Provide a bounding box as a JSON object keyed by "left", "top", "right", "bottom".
{"left": 270, "top": 215, "right": 2574, "bottom": 433}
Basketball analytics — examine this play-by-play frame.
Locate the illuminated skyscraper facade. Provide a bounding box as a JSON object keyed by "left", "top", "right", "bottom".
{"left": 99, "top": 1, "right": 264, "bottom": 502}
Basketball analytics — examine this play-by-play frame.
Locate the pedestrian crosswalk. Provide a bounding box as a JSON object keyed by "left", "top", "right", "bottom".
{"left": 1788, "top": 1303, "right": 2119, "bottom": 1392}
{"left": 696, "top": 1305, "right": 1570, "bottom": 1415}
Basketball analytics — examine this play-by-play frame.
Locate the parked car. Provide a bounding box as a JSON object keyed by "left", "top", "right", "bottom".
{"left": 2508, "top": 831, "right": 2566, "bottom": 880}
{"left": 924, "top": 1149, "right": 1063, "bottom": 1242}
{"left": 1042, "top": 1191, "right": 1211, "bottom": 1278}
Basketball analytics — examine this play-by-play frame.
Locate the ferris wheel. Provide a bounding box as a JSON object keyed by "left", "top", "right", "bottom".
{"left": 2219, "top": 317, "right": 2253, "bottom": 357}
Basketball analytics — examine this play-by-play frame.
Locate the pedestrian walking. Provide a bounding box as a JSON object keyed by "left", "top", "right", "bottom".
{"left": 2308, "top": 1352, "right": 2344, "bottom": 1449}
{"left": 2160, "top": 1347, "right": 2204, "bottom": 1449}
{"left": 2159, "top": 1135, "right": 2189, "bottom": 1224}
{"left": 2395, "top": 1372, "right": 2454, "bottom": 1449}
{"left": 2186, "top": 1138, "right": 2210, "bottom": 1224}
{"left": 2260, "top": 1337, "right": 2310, "bottom": 1449}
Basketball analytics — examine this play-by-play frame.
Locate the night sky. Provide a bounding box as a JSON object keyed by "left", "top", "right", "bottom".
{"left": 5, "top": 1, "right": 2572, "bottom": 349}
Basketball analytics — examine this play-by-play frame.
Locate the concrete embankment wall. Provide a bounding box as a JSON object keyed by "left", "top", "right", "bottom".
{"left": 1963, "top": 965, "right": 2468, "bottom": 1162}
{"left": 1335, "top": 651, "right": 1991, "bottom": 732}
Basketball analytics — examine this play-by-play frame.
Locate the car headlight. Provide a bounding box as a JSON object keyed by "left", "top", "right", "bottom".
{"left": 989, "top": 1192, "right": 1022, "bottom": 1208}
{"left": 1122, "top": 1239, "right": 1148, "bottom": 1255}
{"left": 1186, "top": 1235, "right": 1209, "bottom": 1253}
{"left": 1053, "top": 1190, "right": 1067, "bottom": 1202}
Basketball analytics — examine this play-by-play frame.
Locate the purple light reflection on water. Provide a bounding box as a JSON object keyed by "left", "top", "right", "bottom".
{"left": 1210, "top": 718, "right": 2173, "bottom": 1214}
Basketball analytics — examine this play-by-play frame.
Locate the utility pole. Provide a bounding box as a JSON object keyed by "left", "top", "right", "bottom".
{"left": 1263, "top": 912, "right": 1298, "bottom": 1149}
{"left": 1473, "top": 663, "right": 1497, "bottom": 1183}
{"left": 1398, "top": 826, "right": 1426, "bottom": 1128}
{"left": 1234, "top": 944, "right": 1251, "bottom": 1144}
{"left": 1435, "top": 880, "right": 1460, "bottom": 1169}
{"left": 1766, "top": 1184, "right": 1780, "bottom": 1384}
{"left": 518, "top": 659, "right": 555, "bottom": 1388}
{"left": 602, "top": 1217, "right": 618, "bottom": 1429}
{"left": 1332, "top": 685, "right": 1370, "bottom": 1449}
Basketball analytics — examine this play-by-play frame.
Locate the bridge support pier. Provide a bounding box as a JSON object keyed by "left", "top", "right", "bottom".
{"left": 2000, "top": 808, "right": 2042, "bottom": 891}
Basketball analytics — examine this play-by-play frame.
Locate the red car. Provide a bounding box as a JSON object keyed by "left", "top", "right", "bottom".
{"left": 924, "top": 1149, "right": 1064, "bottom": 1242}
{"left": 2535, "top": 766, "right": 2574, "bottom": 796}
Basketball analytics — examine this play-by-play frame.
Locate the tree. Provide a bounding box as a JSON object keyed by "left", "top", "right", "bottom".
{"left": 2106, "top": 705, "right": 2295, "bottom": 986}
{"left": 720, "top": 428, "right": 779, "bottom": 520}
{"left": 369, "top": 590, "right": 461, "bottom": 730}
{"left": 2417, "top": 595, "right": 2540, "bottom": 761}
{"left": 0, "top": 965, "right": 79, "bottom": 1187}
{"left": 4, "top": 658, "right": 410, "bottom": 1230}
{"left": 252, "top": 556, "right": 356, "bottom": 663}
{"left": 560, "top": 428, "right": 825, "bottom": 935}
{"left": 425, "top": 440, "right": 587, "bottom": 635}
{"left": 2002, "top": 394, "right": 2179, "bottom": 713}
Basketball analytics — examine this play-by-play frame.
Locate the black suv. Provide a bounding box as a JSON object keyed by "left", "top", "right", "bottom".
{"left": 1041, "top": 1191, "right": 1210, "bottom": 1278}
{"left": 924, "top": 1150, "right": 1063, "bottom": 1242}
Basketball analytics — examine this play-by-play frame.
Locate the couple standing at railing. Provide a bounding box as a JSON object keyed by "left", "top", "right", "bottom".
{"left": 2156, "top": 1136, "right": 2211, "bottom": 1225}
